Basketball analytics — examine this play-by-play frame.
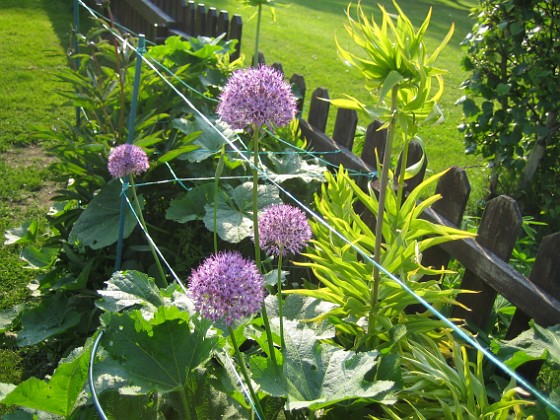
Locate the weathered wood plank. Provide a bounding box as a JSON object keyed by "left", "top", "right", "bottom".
{"left": 332, "top": 108, "right": 358, "bottom": 150}
{"left": 421, "top": 166, "right": 470, "bottom": 276}
{"left": 299, "top": 119, "right": 374, "bottom": 174}
{"left": 290, "top": 74, "right": 306, "bottom": 115}
{"left": 420, "top": 206, "right": 560, "bottom": 326}
{"left": 453, "top": 196, "right": 522, "bottom": 329}
{"left": 307, "top": 87, "right": 330, "bottom": 133}
{"left": 229, "top": 14, "right": 242, "bottom": 60}
{"left": 361, "top": 120, "right": 386, "bottom": 171}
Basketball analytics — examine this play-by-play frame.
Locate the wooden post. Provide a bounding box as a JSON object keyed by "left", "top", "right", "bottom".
{"left": 505, "top": 232, "right": 560, "bottom": 382}
{"left": 421, "top": 166, "right": 470, "bottom": 275}
{"left": 307, "top": 87, "right": 330, "bottom": 133}
{"left": 206, "top": 7, "right": 218, "bottom": 37}
{"left": 290, "top": 74, "right": 306, "bottom": 116}
{"left": 361, "top": 120, "right": 386, "bottom": 171}
{"left": 229, "top": 15, "right": 242, "bottom": 60}
{"left": 508, "top": 232, "right": 560, "bottom": 334}
{"left": 217, "top": 10, "right": 229, "bottom": 36}
{"left": 195, "top": 3, "right": 206, "bottom": 36}
{"left": 453, "top": 195, "right": 522, "bottom": 330}
{"left": 395, "top": 140, "right": 428, "bottom": 193}
{"left": 332, "top": 108, "right": 358, "bottom": 150}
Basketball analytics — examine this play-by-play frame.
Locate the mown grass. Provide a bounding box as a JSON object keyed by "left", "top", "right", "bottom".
{"left": 208, "top": 0, "right": 487, "bottom": 208}
{"left": 0, "top": 0, "right": 73, "bottom": 410}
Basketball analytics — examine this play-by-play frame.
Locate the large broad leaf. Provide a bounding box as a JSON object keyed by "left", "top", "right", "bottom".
{"left": 16, "top": 294, "right": 81, "bottom": 346}
{"left": 165, "top": 183, "right": 215, "bottom": 223}
{"left": 175, "top": 115, "right": 236, "bottom": 163}
{"left": 69, "top": 180, "right": 143, "bottom": 250}
{"left": 492, "top": 322, "right": 560, "bottom": 369}
{"left": 96, "top": 270, "right": 164, "bottom": 315}
{"left": 203, "top": 182, "right": 281, "bottom": 243}
{"left": 265, "top": 151, "right": 326, "bottom": 184}
{"left": 100, "top": 306, "right": 219, "bottom": 393}
{"left": 252, "top": 319, "right": 395, "bottom": 411}
{"left": 1, "top": 341, "right": 92, "bottom": 416}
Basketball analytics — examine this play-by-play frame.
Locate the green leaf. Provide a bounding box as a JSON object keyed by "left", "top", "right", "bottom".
{"left": 176, "top": 116, "right": 235, "bottom": 163}
{"left": 3, "top": 220, "right": 38, "bottom": 246}
{"left": 69, "top": 180, "right": 143, "bottom": 250}
{"left": 379, "top": 70, "right": 403, "bottom": 102}
{"left": 265, "top": 151, "right": 326, "bottom": 184}
{"left": 17, "top": 294, "right": 81, "bottom": 346}
{"left": 0, "top": 304, "right": 24, "bottom": 333}
{"left": 254, "top": 319, "right": 394, "bottom": 410}
{"left": 166, "top": 183, "right": 215, "bottom": 223}
{"left": 19, "top": 246, "right": 58, "bottom": 269}
{"left": 203, "top": 182, "right": 281, "bottom": 243}
{"left": 2, "top": 340, "right": 92, "bottom": 416}
{"left": 96, "top": 270, "right": 164, "bottom": 314}
{"left": 100, "top": 307, "right": 218, "bottom": 393}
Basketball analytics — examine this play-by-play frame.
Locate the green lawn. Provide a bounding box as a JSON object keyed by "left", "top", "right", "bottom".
{"left": 0, "top": 0, "right": 73, "bottom": 402}
{"left": 207, "top": 0, "right": 487, "bottom": 208}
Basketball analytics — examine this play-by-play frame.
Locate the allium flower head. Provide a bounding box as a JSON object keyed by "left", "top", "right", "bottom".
{"left": 188, "top": 251, "right": 265, "bottom": 325}
{"left": 107, "top": 144, "right": 149, "bottom": 179}
{"left": 258, "top": 204, "right": 312, "bottom": 257}
{"left": 216, "top": 65, "right": 297, "bottom": 130}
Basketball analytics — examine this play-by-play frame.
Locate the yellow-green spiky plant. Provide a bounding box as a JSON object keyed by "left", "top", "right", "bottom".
{"left": 333, "top": 1, "right": 455, "bottom": 337}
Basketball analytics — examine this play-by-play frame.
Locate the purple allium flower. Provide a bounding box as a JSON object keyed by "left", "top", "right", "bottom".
{"left": 107, "top": 144, "right": 149, "bottom": 179}
{"left": 216, "top": 65, "right": 297, "bottom": 130}
{"left": 257, "top": 204, "right": 312, "bottom": 257}
{"left": 188, "top": 251, "right": 265, "bottom": 325}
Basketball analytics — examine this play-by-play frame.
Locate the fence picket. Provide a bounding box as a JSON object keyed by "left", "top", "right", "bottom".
{"left": 332, "top": 108, "right": 358, "bottom": 150}
{"left": 307, "top": 87, "right": 330, "bottom": 132}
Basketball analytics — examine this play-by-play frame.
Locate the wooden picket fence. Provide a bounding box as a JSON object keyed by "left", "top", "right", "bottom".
{"left": 94, "top": 0, "right": 242, "bottom": 59}
{"left": 264, "top": 58, "right": 560, "bottom": 382}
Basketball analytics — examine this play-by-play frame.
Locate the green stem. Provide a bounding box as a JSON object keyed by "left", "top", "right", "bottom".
{"left": 370, "top": 85, "right": 399, "bottom": 335}
{"left": 277, "top": 249, "right": 285, "bottom": 349}
{"left": 130, "top": 177, "right": 167, "bottom": 287}
{"left": 251, "top": 124, "right": 278, "bottom": 367}
{"left": 253, "top": 4, "right": 263, "bottom": 66}
{"left": 228, "top": 326, "right": 265, "bottom": 419}
{"left": 395, "top": 134, "right": 411, "bottom": 216}
{"left": 214, "top": 145, "right": 226, "bottom": 253}
{"left": 179, "top": 386, "right": 194, "bottom": 420}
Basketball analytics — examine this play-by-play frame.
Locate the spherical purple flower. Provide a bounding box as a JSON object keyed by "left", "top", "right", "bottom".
{"left": 188, "top": 251, "right": 265, "bottom": 325}
{"left": 216, "top": 65, "right": 297, "bottom": 130}
{"left": 107, "top": 144, "right": 149, "bottom": 178}
{"left": 257, "top": 204, "right": 312, "bottom": 257}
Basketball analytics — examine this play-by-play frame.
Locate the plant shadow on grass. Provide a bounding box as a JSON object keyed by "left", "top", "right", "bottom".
{"left": 41, "top": 0, "right": 96, "bottom": 54}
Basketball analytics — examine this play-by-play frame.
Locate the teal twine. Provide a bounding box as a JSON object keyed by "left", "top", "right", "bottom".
{"left": 164, "top": 161, "right": 191, "bottom": 191}
{"left": 78, "top": 1, "right": 560, "bottom": 413}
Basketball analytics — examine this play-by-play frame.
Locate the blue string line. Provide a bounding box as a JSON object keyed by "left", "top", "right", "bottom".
{"left": 78, "top": 1, "right": 560, "bottom": 414}
{"left": 119, "top": 181, "right": 188, "bottom": 294}
{"left": 164, "top": 161, "right": 192, "bottom": 191}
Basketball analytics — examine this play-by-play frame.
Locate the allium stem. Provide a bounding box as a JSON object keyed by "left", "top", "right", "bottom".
{"left": 370, "top": 85, "right": 399, "bottom": 336}
{"left": 228, "top": 326, "right": 265, "bottom": 419}
{"left": 251, "top": 125, "right": 278, "bottom": 367}
{"left": 130, "top": 177, "right": 167, "bottom": 288}
{"left": 214, "top": 145, "right": 226, "bottom": 253}
{"left": 277, "top": 248, "right": 285, "bottom": 349}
